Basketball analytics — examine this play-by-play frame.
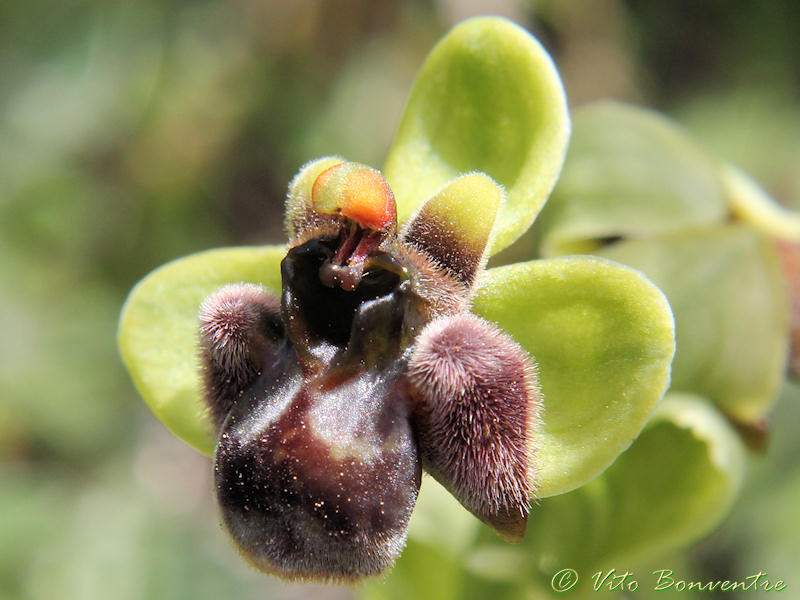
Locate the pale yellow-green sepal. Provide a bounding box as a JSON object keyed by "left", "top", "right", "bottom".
{"left": 384, "top": 16, "right": 570, "bottom": 255}
{"left": 118, "top": 245, "right": 285, "bottom": 454}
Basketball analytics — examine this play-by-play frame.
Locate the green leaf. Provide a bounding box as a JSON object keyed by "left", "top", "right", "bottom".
{"left": 520, "top": 393, "right": 746, "bottom": 573}
{"left": 117, "top": 245, "right": 285, "bottom": 454}
{"left": 597, "top": 225, "right": 788, "bottom": 422}
{"left": 472, "top": 255, "right": 676, "bottom": 497}
{"left": 592, "top": 393, "right": 745, "bottom": 567}
{"left": 383, "top": 16, "right": 570, "bottom": 254}
{"left": 537, "top": 100, "right": 727, "bottom": 257}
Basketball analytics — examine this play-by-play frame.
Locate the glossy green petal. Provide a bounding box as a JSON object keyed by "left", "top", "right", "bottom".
{"left": 519, "top": 393, "right": 745, "bottom": 573}
{"left": 537, "top": 100, "right": 727, "bottom": 257}
{"left": 383, "top": 16, "right": 569, "bottom": 254}
{"left": 117, "top": 245, "right": 285, "bottom": 454}
{"left": 472, "top": 256, "right": 676, "bottom": 497}
{"left": 598, "top": 225, "right": 788, "bottom": 422}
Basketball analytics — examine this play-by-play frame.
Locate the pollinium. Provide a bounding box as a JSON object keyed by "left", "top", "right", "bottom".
{"left": 198, "top": 158, "right": 541, "bottom": 582}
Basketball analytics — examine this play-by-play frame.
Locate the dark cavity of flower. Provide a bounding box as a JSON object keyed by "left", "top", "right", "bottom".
{"left": 198, "top": 158, "right": 541, "bottom": 582}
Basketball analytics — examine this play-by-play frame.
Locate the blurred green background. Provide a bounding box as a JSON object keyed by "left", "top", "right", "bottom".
{"left": 1, "top": 1, "right": 799, "bottom": 598}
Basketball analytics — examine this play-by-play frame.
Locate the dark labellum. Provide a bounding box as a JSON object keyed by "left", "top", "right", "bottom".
{"left": 198, "top": 159, "right": 541, "bottom": 582}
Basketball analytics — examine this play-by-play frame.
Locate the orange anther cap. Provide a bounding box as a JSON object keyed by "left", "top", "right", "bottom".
{"left": 312, "top": 162, "right": 396, "bottom": 232}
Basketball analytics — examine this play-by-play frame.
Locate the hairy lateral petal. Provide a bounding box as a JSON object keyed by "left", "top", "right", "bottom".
{"left": 472, "top": 256, "right": 675, "bottom": 497}
{"left": 198, "top": 283, "right": 283, "bottom": 429}
{"left": 401, "top": 173, "right": 502, "bottom": 288}
{"left": 408, "top": 312, "right": 540, "bottom": 542}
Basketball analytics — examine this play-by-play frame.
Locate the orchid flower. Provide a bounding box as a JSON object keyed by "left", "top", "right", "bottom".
{"left": 118, "top": 18, "right": 676, "bottom": 582}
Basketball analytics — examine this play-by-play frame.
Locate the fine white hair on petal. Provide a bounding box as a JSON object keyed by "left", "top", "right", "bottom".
{"left": 199, "top": 284, "right": 275, "bottom": 368}
{"left": 198, "top": 283, "right": 281, "bottom": 427}
{"left": 408, "top": 311, "right": 541, "bottom": 541}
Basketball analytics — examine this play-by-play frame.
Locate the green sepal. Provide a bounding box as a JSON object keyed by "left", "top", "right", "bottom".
{"left": 597, "top": 225, "right": 789, "bottom": 423}
{"left": 117, "top": 245, "right": 286, "bottom": 454}
{"left": 472, "top": 255, "right": 676, "bottom": 497}
{"left": 384, "top": 16, "right": 570, "bottom": 255}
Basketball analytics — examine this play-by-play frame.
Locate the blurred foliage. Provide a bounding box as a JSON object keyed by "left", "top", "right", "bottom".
{"left": 1, "top": 0, "right": 798, "bottom": 599}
